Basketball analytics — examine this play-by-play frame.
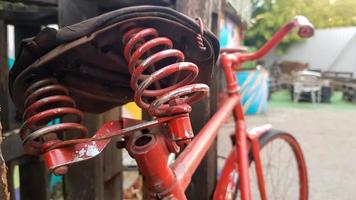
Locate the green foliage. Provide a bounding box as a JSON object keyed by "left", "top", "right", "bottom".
{"left": 245, "top": 0, "right": 356, "bottom": 54}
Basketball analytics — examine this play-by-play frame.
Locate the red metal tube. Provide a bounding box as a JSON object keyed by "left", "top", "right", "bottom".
{"left": 250, "top": 137, "right": 267, "bottom": 200}
{"left": 220, "top": 51, "right": 251, "bottom": 199}
{"left": 219, "top": 16, "right": 314, "bottom": 72}
{"left": 168, "top": 114, "right": 194, "bottom": 147}
{"left": 220, "top": 54, "right": 239, "bottom": 93}
{"left": 239, "top": 16, "right": 314, "bottom": 62}
{"left": 219, "top": 52, "right": 250, "bottom": 199}
{"left": 172, "top": 94, "right": 240, "bottom": 189}
{"left": 213, "top": 148, "right": 239, "bottom": 200}
{"left": 128, "top": 133, "right": 186, "bottom": 199}
{"left": 233, "top": 103, "right": 251, "bottom": 200}
{"left": 239, "top": 22, "right": 295, "bottom": 62}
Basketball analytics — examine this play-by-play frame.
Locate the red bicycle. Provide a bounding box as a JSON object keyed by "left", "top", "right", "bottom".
{"left": 9, "top": 6, "right": 314, "bottom": 200}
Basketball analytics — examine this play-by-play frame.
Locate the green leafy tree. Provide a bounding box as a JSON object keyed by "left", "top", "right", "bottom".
{"left": 244, "top": 0, "right": 356, "bottom": 54}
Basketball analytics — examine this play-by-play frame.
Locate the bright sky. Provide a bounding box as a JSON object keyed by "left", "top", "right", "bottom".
{"left": 7, "top": 25, "right": 14, "bottom": 59}
{"left": 329, "top": 0, "right": 337, "bottom": 5}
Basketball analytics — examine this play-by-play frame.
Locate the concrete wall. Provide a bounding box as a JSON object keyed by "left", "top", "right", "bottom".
{"left": 330, "top": 35, "right": 356, "bottom": 74}
{"left": 262, "top": 27, "right": 356, "bottom": 75}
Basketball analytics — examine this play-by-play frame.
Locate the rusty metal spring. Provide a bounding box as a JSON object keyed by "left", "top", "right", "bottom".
{"left": 195, "top": 17, "right": 207, "bottom": 51}
{"left": 122, "top": 26, "right": 209, "bottom": 117}
{"left": 20, "top": 78, "right": 88, "bottom": 155}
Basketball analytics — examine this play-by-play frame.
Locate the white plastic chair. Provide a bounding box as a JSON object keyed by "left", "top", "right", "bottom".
{"left": 293, "top": 71, "right": 322, "bottom": 103}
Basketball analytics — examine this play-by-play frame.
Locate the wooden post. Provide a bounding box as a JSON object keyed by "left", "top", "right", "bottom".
{"left": 0, "top": 122, "right": 10, "bottom": 200}
{"left": 58, "top": 1, "right": 123, "bottom": 199}
{"left": 19, "top": 158, "right": 50, "bottom": 200}
{"left": 176, "top": 1, "right": 220, "bottom": 199}
{"left": 58, "top": 0, "right": 98, "bottom": 27}
{"left": 0, "top": 20, "right": 9, "bottom": 132}
{"left": 11, "top": 23, "right": 51, "bottom": 200}
{"left": 0, "top": 19, "right": 11, "bottom": 200}
{"left": 1, "top": 19, "right": 14, "bottom": 200}
{"left": 64, "top": 108, "right": 122, "bottom": 200}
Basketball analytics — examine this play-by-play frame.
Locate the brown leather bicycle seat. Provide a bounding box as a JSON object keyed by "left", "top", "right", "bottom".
{"left": 9, "top": 6, "right": 219, "bottom": 114}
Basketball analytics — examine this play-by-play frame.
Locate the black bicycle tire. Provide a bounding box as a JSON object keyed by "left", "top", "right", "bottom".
{"left": 233, "top": 129, "right": 309, "bottom": 200}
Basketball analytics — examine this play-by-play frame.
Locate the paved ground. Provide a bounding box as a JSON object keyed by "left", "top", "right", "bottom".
{"left": 218, "top": 106, "right": 356, "bottom": 200}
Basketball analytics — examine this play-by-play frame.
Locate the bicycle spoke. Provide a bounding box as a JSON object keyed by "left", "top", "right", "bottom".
{"left": 234, "top": 132, "right": 307, "bottom": 200}
{"left": 281, "top": 146, "right": 298, "bottom": 199}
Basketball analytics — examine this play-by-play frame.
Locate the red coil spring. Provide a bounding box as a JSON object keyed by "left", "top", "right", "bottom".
{"left": 122, "top": 26, "right": 209, "bottom": 116}
{"left": 20, "top": 78, "right": 88, "bottom": 155}
{"left": 195, "top": 17, "right": 207, "bottom": 51}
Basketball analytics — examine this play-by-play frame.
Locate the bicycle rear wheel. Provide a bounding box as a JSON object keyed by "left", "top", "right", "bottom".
{"left": 235, "top": 130, "right": 308, "bottom": 200}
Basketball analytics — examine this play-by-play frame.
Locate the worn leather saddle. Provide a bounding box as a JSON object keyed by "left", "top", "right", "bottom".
{"left": 9, "top": 6, "right": 220, "bottom": 114}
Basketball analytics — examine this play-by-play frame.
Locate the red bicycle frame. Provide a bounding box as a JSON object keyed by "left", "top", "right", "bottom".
{"left": 42, "top": 16, "right": 314, "bottom": 199}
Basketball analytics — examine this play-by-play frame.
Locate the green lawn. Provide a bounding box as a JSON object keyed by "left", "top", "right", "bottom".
{"left": 269, "top": 90, "right": 356, "bottom": 110}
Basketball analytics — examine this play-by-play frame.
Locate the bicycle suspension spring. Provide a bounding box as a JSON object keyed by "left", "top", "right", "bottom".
{"left": 121, "top": 25, "right": 209, "bottom": 117}
{"left": 20, "top": 77, "right": 88, "bottom": 155}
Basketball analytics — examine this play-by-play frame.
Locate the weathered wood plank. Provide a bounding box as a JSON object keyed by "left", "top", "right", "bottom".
{"left": 176, "top": 0, "right": 213, "bottom": 30}
{"left": 1, "top": 129, "right": 23, "bottom": 163}
{"left": 19, "top": 158, "right": 50, "bottom": 200}
{"left": 175, "top": 1, "right": 219, "bottom": 199}
{"left": 59, "top": 3, "right": 123, "bottom": 198}
{"left": 0, "top": 20, "right": 9, "bottom": 132}
{"left": 0, "top": 1, "right": 57, "bottom": 25}
{"left": 58, "top": 0, "right": 98, "bottom": 28}
{"left": 0, "top": 122, "right": 10, "bottom": 200}
{"left": 20, "top": 0, "right": 57, "bottom": 6}
{"left": 102, "top": 108, "right": 123, "bottom": 200}
{"left": 9, "top": 23, "right": 50, "bottom": 200}
{"left": 6, "top": 163, "right": 14, "bottom": 200}
{"left": 64, "top": 108, "right": 122, "bottom": 200}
